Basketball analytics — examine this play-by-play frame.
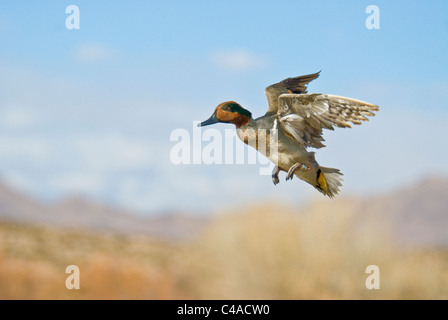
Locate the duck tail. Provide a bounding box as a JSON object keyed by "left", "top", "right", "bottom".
{"left": 315, "top": 167, "right": 344, "bottom": 198}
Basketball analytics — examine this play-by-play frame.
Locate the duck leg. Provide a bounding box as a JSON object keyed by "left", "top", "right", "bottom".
{"left": 286, "top": 162, "right": 309, "bottom": 181}
{"left": 272, "top": 166, "right": 280, "bottom": 185}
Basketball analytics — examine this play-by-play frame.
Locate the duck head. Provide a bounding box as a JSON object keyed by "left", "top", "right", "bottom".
{"left": 198, "top": 101, "right": 252, "bottom": 128}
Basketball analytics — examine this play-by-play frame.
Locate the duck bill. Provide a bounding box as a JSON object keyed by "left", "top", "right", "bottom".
{"left": 198, "top": 113, "right": 220, "bottom": 127}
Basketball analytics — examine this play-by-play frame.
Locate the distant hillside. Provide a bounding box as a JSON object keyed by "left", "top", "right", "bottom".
{"left": 0, "top": 177, "right": 447, "bottom": 245}
{"left": 359, "top": 177, "right": 448, "bottom": 246}
{"left": 0, "top": 183, "right": 208, "bottom": 240}
{"left": 1, "top": 178, "right": 448, "bottom": 299}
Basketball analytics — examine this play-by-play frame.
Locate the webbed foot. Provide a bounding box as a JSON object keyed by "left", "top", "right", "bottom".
{"left": 286, "top": 162, "right": 309, "bottom": 181}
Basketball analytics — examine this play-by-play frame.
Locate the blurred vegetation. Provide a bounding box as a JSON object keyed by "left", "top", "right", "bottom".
{"left": 1, "top": 202, "right": 448, "bottom": 299}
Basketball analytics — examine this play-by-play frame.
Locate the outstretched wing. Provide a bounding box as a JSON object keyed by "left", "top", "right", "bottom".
{"left": 265, "top": 71, "right": 321, "bottom": 115}
{"left": 278, "top": 93, "right": 379, "bottom": 149}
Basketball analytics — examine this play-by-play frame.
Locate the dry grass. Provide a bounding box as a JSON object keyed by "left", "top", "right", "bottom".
{"left": 0, "top": 223, "right": 178, "bottom": 299}
{"left": 1, "top": 201, "right": 447, "bottom": 299}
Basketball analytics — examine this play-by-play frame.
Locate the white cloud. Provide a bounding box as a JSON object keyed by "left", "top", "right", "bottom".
{"left": 115, "top": 177, "right": 155, "bottom": 212}
{"left": 1, "top": 171, "right": 38, "bottom": 195}
{"left": 211, "top": 49, "right": 267, "bottom": 72}
{"left": 49, "top": 172, "right": 106, "bottom": 195}
{"left": 0, "top": 137, "right": 52, "bottom": 162}
{"left": 72, "top": 134, "right": 156, "bottom": 171}
{"left": 75, "top": 44, "right": 113, "bottom": 63}
{"left": 0, "top": 108, "right": 38, "bottom": 128}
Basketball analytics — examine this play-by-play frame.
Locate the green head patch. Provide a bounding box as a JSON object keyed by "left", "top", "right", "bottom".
{"left": 222, "top": 102, "right": 252, "bottom": 119}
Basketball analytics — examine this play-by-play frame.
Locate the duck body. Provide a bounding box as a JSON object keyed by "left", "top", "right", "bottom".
{"left": 199, "top": 71, "right": 379, "bottom": 198}
{"left": 237, "top": 115, "right": 318, "bottom": 183}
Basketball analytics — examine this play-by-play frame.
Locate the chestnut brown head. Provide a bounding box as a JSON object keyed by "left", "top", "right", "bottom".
{"left": 198, "top": 101, "right": 252, "bottom": 128}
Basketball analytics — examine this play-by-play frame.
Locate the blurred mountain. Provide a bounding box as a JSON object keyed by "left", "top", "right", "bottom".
{"left": 0, "top": 177, "right": 447, "bottom": 245}
{"left": 0, "top": 183, "right": 208, "bottom": 240}
{"left": 359, "top": 177, "right": 448, "bottom": 246}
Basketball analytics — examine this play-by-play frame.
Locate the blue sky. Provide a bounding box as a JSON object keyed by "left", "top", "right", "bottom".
{"left": 0, "top": 1, "right": 447, "bottom": 214}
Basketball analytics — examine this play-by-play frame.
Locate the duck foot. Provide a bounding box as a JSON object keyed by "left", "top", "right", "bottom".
{"left": 272, "top": 166, "right": 280, "bottom": 185}
{"left": 286, "top": 163, "right": 309, "bottom": 181}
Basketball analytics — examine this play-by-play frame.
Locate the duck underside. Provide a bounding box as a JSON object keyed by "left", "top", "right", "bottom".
{"left": 271, "top": 151, "right": 344, "bottom": 198}
{"left": 237, "top": 122, "right": 343, "bottom": 197}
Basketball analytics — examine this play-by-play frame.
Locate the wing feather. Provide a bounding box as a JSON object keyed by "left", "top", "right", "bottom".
{"left": 264, "top": 72, "right": 321, "bottom": 115}
{"left": 278, "top": 94, "right": 379, "bottom": 148}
